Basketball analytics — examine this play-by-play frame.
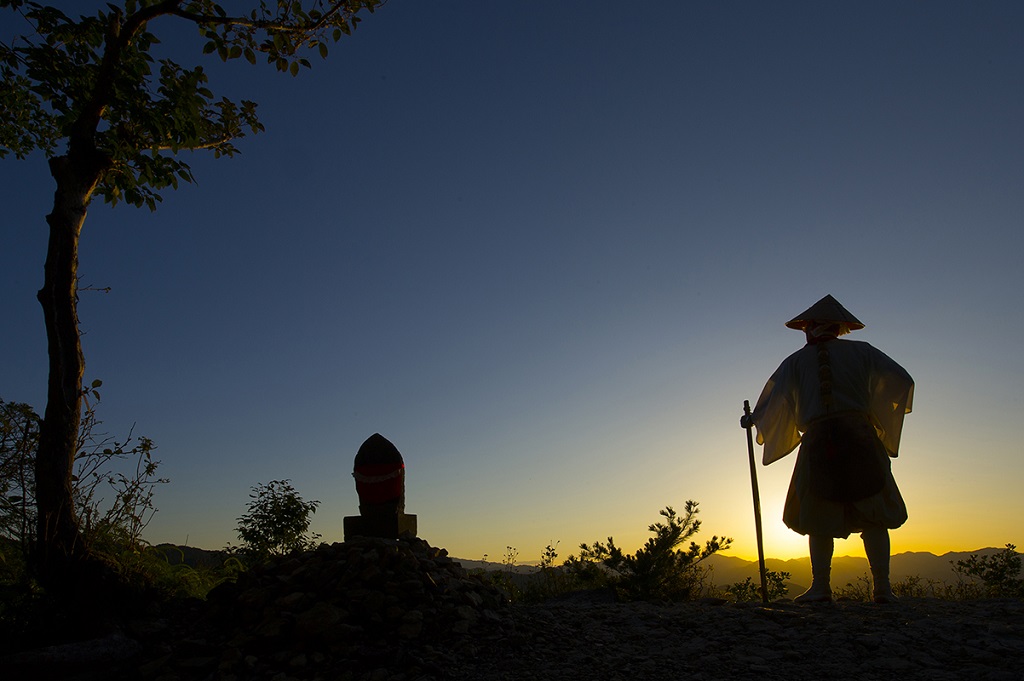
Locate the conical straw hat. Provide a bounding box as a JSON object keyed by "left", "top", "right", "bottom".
{"left": 785, "top": 294, "right": 864, "bottom": 331}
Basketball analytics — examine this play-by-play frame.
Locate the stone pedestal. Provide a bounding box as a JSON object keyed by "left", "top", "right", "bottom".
{"left": 343, "top": 512, "right": 418, "bottom": 541}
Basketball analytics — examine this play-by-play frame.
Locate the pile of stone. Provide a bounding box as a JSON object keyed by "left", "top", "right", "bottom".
{"left": 139, "top": 536, "right": 512, "bottom": 680}
{"left": 445, "top": 596, "right": 1024, "bottom": 681}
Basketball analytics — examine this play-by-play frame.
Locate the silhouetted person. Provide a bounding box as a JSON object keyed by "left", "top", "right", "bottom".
{"left": 743, "top": 295, "right": 914, "bottom": 603}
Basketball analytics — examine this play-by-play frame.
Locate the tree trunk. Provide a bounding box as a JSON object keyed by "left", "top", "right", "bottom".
{"left": 33, "top": 150, "right": 107, "bottom": 590}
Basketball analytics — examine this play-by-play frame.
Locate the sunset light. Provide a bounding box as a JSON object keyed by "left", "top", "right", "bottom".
{"left": 3, "top": 1, "right": 1021, "bottom": 571}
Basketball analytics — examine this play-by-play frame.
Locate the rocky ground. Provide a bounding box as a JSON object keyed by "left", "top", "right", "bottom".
{"left": 4, "top": 538, "right": 1022, "bottom": 680}
{"left": 448, "top": 595, "right": 1024, "bottom": 681}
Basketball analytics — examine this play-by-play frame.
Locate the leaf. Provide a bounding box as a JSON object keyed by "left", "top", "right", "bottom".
{"left": 91, "top": 378, "right": 103, "bottom": 388}
{"left": 289, "top": 61, "right": 299, "bottom": 77}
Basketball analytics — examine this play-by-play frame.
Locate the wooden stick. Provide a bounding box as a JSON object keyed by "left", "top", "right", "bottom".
{"left": 744, "top": 399, "right": 770, "bottom": 605}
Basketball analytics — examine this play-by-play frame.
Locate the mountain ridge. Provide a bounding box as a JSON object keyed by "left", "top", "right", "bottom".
{"left": 451, "top": 547, "right": 1019, "bottom": 591}
{"left": 153, "top": 543, "right": 1017, "bottom": 590}
{"left": 700, "top": 548, "right": 1015, "bottom": 589}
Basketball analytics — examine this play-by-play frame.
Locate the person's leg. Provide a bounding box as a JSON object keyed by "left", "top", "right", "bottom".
{"left": 862, "top": 527, "right": 896, "bottom": 603}
{"left": 795, "top": 535, "right": 834, "bottom": 603}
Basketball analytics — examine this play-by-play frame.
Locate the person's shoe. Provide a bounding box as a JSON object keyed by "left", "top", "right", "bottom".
{"left": 872, "top": 582, "right": 899, "bottom": 604}
{"left": 794, "top": 583, "right": 833, "bottom": 603}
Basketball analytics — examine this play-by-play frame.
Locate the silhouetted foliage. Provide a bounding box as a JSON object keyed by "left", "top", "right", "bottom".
{"left": 0, "top": 390, "right": 198, "bottom": 650}
{"left": 235, "top": 479, "right": 321, "bottom": 561}
{"left": 0, "top": 399, "right": 39, "bottom": 578}
{"left": 565, "top": 502, "right": 732, "bottom": 601}
{"left": 73, "top": 385, "right": 167, "bottom": 556}
{"left": 725, "top": 569, "right": 791, "bottom": 602}
{"left": 0, "top": 390, "right": 165, "bottom": 574}
{"left": 822, "top": 549, "right": 1024, "bottom": 602}
{"left": 478, "top": 542, "right": 583, "bottom": 603}
{"left": 952, "top": 544, "right": 1023, "bottom": 599}
{"left": 0, "top": 0, "right": 383, "bottom": 589}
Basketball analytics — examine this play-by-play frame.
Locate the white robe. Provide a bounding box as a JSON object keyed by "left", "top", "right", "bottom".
{"left": 751, "top": 339, "right": 914, "bottom": 537}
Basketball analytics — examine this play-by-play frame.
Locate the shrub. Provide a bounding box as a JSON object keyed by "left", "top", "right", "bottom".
{"left": 481, "top": 545, "right": 523, "bottom": 600}
{"left": 0, "top": 399, "right": 41, "bottom": 571}
{"left": 128, "top": 546, "right": 246, "bottom": 599}
{"left": 1, "top": 389, "right": 166, "bottom": 578}
{"left": 832, "top": 573, "right": 873, "bottom": 601}
{"left": 725, "top": 569, "right": 791, "bottom": 602}
{"left": 73, "top": 387, "right": 167, "bottom": 556}
{"left": 892, "top": 574, "right": 930, "bottom": 599}
{"left": 951, "top": 544, "right": 1023, "bottom": 599}
{"left": 235, "top": 479, "right": 321, "bottom": 561}
{"left": 484, "top": 542, "right": 586, "bottom": 603}
{"left": 566, "top": 502, "right": 732, "bottom": 601}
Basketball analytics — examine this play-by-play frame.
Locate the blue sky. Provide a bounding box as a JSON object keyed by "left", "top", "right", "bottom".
{"left": 3, "top": 1, "right": 1022, "bottom": 562}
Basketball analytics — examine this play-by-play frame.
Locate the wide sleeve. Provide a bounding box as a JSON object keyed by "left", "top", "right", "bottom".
{"left": 868, "top": 348, "right": 915, "bottom": 457}
{"left": 751, "top": 362, "right": 801, "bottom": 465}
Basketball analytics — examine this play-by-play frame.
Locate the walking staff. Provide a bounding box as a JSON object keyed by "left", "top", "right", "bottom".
{"left": 743, "top": 399, "right": 769, "bottom": 605}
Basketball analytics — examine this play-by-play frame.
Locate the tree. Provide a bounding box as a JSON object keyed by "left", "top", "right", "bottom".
{"left": 0, "top": 0, "right": 382, "bottom": 591}
{"left": 235, "top": 479, "right": 321, "bottom": 560}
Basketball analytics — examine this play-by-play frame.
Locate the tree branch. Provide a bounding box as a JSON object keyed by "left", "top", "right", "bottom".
{"left": 168, "top": 1, "right": 372, "bottom": 35}
{"left": 70, "top": 1, "right": 185, "bottom": 148}
{"left": 153, "top": 135, "right": 230, "bottom": 152}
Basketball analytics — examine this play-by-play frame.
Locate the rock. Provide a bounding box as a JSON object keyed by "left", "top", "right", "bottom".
{"left": 4, "top": 630, "right": 143, "bottom": 680}
{"left": 133, "top": 536, "right": 512, "bottom": 680}
{"left": 10, "top": 545, "right": 1023, "bottom": 681}
{"left": 444, "top": 597, "right": 1024, "bottom": 681}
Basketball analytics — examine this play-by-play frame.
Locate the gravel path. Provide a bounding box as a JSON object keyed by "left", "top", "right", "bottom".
{"left": 447, "top": 597, "right": 1024, "bottom": 681}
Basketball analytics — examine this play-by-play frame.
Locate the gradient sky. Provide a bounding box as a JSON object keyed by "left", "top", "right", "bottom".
{"left": 3, "top": 1, "right": 1022, "bottom": 563}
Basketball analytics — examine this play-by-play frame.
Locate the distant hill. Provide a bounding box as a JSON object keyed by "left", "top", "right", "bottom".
{"left": 448, "top": 558, "right": 540, "bottom": 574}
{"left": 451, "top": 547, "right": 1021, "bottom": 596}
{"left": 152, "top": 543, "right": 231, "bottom": 569}
{"left": 702, "top": 547, "right": 1019, "bottom": 593}
{"left": 149, "top": 542, "right": 1018, "bottom": 596}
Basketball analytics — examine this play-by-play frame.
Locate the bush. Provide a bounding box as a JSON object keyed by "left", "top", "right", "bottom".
{"left": 0, "top": 399, "right": 40, "bottom": 573}
{"left": 951, "top": 544, "right": 1023, "bottom": 599}
{"left": 74, "top": 393, "right": 167, "bottom": 556}
{"left": 235, "top": 479, "right": 321, "bottom": 561}
{"left": 126, "top": 546, "right": 246, "bottom": 599}
{"left": 481, "top": 542, "right": 585, "bottom": 603}
{"left": 724, "top": 569, "right": 791, "bottom": 602}
{"left": 565, "top": 502, "right": 732, "bottom": 601}
{"left": 1, "top": 390, "right": 166, "bottom": 580}
{"left": 832, "top": 573, "right": 873, "bottom": 601}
